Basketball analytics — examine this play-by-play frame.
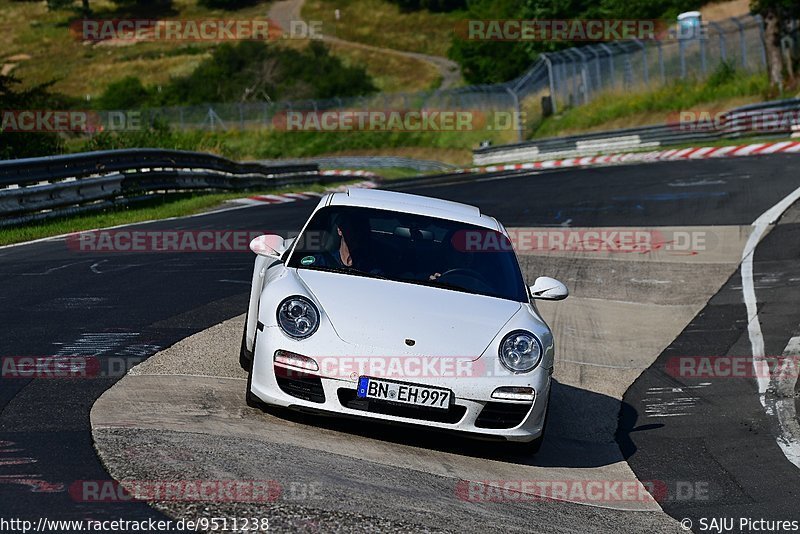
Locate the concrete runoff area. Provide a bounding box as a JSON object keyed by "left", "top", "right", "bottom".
{"left": 90, "top": 223, "right": 754, "bottom": 531}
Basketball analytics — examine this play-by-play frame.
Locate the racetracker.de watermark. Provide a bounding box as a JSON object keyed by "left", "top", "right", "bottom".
{"left": 456, "top": 19, "right": 665, "bottom": 41}
{"left": 270, "top": 110, "right": 525, "bottom": 132}
{"left": 456, "top": 479, "right": 709, "bottom": 503}
{"left": 276, "top": 355, "right": 488, "bottom": 380}
{"left": 452, "top": 229, "right": 712, "bottom": 255}
{"left": 70, "top": 18, "right": 324, "bottom": 42}
{"left": 666, "top": 356, "right": 800, "bottom": 379}
{"left": 668, "top": 110, "right": 800, "bottom": 134}
{"left": 69, "top": 479, "right": 282, "bottom": 503}
{"left": 0, "top": 110, "right": 141, "bottom": 133}
{"left": 1, "top": 356, "right": 145, "bottom": 379}
{"left": 66, "top": 230, "right": 270, "bottom": 253}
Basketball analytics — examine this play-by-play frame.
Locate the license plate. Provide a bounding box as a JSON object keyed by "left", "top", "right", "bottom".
{"left": 356, "top": 377, "right": 451, "bottom": 410}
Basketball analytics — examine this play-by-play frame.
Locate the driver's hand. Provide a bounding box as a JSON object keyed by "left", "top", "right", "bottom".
{"left": 429, "top": 272, "right": 442, "bottom": 281}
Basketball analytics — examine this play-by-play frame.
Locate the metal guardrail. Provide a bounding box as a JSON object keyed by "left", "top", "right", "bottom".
{"left": 0, "top": 149, "right": 320, "bottom": 227}
{"left": 473, "top": 98, "right": 800, "bottom": 165}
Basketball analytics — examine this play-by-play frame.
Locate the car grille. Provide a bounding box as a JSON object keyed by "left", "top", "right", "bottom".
{"left": 337, "top": 389, "right": 466, "bottom": 424}
{"left": 274, "top": 366, "right": 325, "bottom": 403}
{"left": 474, "top": 401, "right": 532, "bottom": 429}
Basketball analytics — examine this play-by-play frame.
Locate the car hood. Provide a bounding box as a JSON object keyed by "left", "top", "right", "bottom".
{"left": 296, "top": 269, "right": 521, "bottom": 359}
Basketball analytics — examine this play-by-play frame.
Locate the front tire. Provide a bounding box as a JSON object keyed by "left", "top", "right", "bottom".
{"left": 513, "top": 393, "right": 550, "bottom": 455}
{"left": 244, "top": 329, "right": 264, "bottom": 409}
{"left": 239, "top": 314, "right": 253, "bottom": 371}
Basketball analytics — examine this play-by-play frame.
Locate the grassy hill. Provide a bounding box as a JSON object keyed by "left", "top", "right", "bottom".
{"left": 0, "top": 0, "right": 443, "bottom": 99}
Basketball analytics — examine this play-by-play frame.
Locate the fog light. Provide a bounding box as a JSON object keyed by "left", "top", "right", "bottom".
{"left": 274, "top": 350, "right": 318, "bottom": 371}
{"left": 491, "top": 386, "right": 534, "bottom": 401}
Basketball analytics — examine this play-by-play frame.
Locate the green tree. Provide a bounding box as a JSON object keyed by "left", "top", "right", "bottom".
{"left": 97, "top": 76, "right": 152, "bottom": 110}
{"left": 46, "top": 0, "right": 91, "bottom": 16}
{"left": 155, "top": 41, "right": 375, "bottom": 106}
{"left": 751, "top": 0, "right": 800, "bottom": 88}
{"left": 0, "top": 76, "right": 65, "bottom": 159}
{"left": 448, "top": 0, "right": 534, "bottom": 83}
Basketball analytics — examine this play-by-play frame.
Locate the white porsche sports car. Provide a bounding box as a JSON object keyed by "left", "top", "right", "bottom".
{"left": 240, "top": 188, "right": 568, "bottom": 452}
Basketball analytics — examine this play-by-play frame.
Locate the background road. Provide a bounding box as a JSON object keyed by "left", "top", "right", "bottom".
{"left": 1, "top": 154, "right": 799, "bottom": 530}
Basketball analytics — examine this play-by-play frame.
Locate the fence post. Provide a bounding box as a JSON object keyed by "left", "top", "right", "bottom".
{"left": 700, "top": 31, "right": 708, "bottom": 75}
{"left": 634, "top": 39, "right": 649, "bottom": 87}
{"left": 599, "top": 44, "right": 616, "bottom": 90}
{"left": 588, "top": 47, "right": 602, "bottom": 91}
{"left": 569, "top": 55, "right": 578, "bottom": 106}
{"left": 504, "top": 86, "right": 523, "bottom": 143}
{"left": 657, "top": 40, "right": 666, "bottom": 84}
{"left": 572, "top": 48, "right": 590, "bottom": 103}
{"left": 542, "top": 54, "right": 558, "bottom": 114}
{"left": 732, "top": 16, "right": 748, "bottom": 69}
{"left": 554, "top": 59, "right": 564, "bottom": 107}
{"left": 679, "top": 39, "right": 687, "bottom": 78}
{"left": 709, "top": 21, "right": 727, "bottom": 63}
{"left": 623, "top": 52, "right": 633, "bottom": 88}
{"left": 754, "top": 14, "right": 768, "bottom": 69}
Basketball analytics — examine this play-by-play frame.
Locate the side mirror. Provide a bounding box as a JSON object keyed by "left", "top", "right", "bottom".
{"left": 529, "top": 276, "right": 569, "bottom": 301}
{"left": 250, "top": 234, "right": 286, "bottom": 258}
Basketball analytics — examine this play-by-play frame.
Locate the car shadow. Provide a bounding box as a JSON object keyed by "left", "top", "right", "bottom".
{"left": 261, "top": 379, "right": 645, "bottom": 468}
{"left": 615, "top": 401, "right": 663, "bottom": 460}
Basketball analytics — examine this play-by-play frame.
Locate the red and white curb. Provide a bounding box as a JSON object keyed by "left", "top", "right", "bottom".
{"left": 229, "top": 140, "right": 800, "bottom": 207}
{"left": 469, "top": 140, "right": 800, "bottom": 173}
{"left": 320, "top": 170, "right": 379, "bottom": 178}
{"left": 229, "top": 177, "right": 377, "bottom": 206}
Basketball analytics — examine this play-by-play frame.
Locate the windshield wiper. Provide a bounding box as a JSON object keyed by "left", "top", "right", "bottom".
{"left": 299, "top": 265, "right": 484, "bottom": 296}
{"left": 403, "top": 277, "right": 483, "bottom": 296}
{"left": 298, "top": 265, "right": 391, "bottom": 281}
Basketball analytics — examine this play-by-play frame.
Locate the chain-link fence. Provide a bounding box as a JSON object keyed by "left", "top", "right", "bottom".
{"left": 542, "top": 15, "right": 771, "bottom": 112}
{"left": 137, "top": 14, "right": 780, "bottom": 136}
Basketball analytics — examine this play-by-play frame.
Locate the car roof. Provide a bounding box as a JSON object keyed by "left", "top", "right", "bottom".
{"left": 326, "top": 188, "right": 500, "bottom": 230}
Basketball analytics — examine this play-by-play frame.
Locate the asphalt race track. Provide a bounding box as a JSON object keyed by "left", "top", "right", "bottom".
{"left": 1, "top": 154, "right": 799, "bottom": 532}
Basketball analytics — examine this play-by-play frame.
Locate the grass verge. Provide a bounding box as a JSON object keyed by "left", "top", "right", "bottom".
{"left": 302, "top": 0, "right": 462, "bottom": 57}
{"left": 325, "top": 40, "right": 441, "bottom": 93}
{"left": 65, "top": 124, "right": 513, "bottom": 162}
{"left": 531, "top": 69, "right": 773, "bottom": 139}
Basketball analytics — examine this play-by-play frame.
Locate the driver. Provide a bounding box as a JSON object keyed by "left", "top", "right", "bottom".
{"left": 312, "top": 212, "right": 371, "bottom": 270}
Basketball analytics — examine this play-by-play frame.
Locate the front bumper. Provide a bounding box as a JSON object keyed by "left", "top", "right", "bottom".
{"left": 249, "top": 326, "right": 551, "bottom": 442}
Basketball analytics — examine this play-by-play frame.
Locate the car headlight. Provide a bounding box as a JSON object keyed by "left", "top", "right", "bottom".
{"left": 277, "top": 296, "right": 319, "bottom": 339}
{"left": 498, "top": 330, "right": 542, "bottom": 373}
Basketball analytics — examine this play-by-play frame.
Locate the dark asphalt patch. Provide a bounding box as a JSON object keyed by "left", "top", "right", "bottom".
{"left": 620, "top": 201, "right": 800, "bottom": 529}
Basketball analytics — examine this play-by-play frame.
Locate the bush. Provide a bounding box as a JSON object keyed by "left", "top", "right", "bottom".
{"left": 153, "top": 41, "right": 376, "bottom": 106}
{"left": 197, "top": 0, "right": 259, "bottom": 8}
{"left": 0, "top": 75, "right": 65, "bottom": 159}
{"left": 448, "top": 0, "right": 706, "bottom": 84}
{"left": 447, "top": 0, "right": 535, "bottom": 84}
{"left": 96, "top": 76, "right": 152, "bottom": 110}
{"left": 706, "top": 61, "right": 738, "bottom": 88}
{"left": 387, "top": 0, "right": 466, "bottom": 12}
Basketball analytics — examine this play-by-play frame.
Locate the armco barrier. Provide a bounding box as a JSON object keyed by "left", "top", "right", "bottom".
{"left": 474, "top": 98, "right": 800, "bottom": 165}
{"left": 0, "top": 149, "right": 319, "bottom": 227}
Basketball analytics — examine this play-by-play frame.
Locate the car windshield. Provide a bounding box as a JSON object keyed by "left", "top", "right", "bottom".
{"left": 287, "top": 205, "right": 528, "bottom": 302}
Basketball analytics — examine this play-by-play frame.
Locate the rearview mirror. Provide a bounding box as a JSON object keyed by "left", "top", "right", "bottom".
{"left": 529, "top": 276, "right": 569, "bottom": 301}
{"left": 249, "top": 234, "right": 286, "bottom": 258}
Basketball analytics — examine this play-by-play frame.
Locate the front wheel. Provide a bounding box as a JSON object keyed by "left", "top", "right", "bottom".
{"left": 512, "top": 396, "right": 549, "bottom": 455}
{"left": 245, "top": 366, "right": 262, "bottom": 409}
{"left": 239, "top": 314, "right": 253, "bottom": 371}
{"left": 244, "top": 329, "right": 264, "bottom": 409}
